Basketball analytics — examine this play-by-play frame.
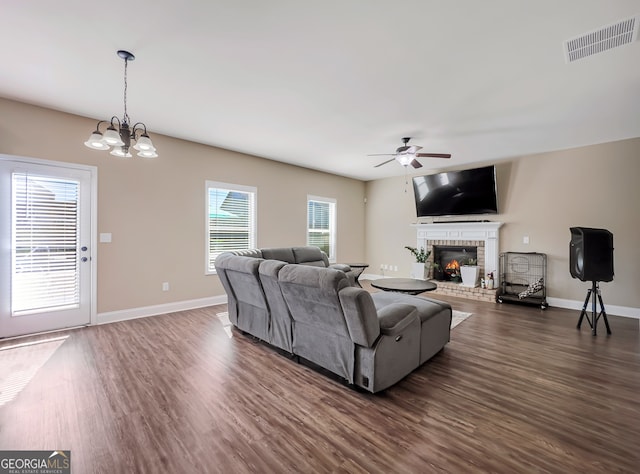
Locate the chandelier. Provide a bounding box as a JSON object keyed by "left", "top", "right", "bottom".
{"left": 84, "top": 50, "right": 158, "bottom": 158}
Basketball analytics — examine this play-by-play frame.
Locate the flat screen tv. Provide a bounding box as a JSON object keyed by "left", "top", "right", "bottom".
{"left": 412, "top": 165, "right": 498, "bottom": 217}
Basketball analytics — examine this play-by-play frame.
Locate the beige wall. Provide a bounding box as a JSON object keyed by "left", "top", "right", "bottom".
{"left": 0, "top": 98, "right": 365, "bottom": 313}
{"left": 365, "top": 138, "right": 640, "bottom": 311}
{"left": 3, "top": 97, "right": 637, "bottom": 315}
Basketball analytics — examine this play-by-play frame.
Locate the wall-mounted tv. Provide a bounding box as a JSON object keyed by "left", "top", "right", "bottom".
{"left": 412, "top": 165, "right": 498, "bottom": 217}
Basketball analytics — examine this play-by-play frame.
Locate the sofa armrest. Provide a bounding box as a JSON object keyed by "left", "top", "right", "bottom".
{"left": 377, "top": 304, "right": 418, "bottom": 337}
{"left": 329, "top": 263, "right": 352, "bottom": 272}
{"left": 330, "top": 264, "right": 360, "bottom": 286}
{"left": 338, "top": 286, "right": 381, "bottom": 347}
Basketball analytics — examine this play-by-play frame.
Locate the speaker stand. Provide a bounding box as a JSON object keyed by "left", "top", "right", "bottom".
{"left": 577, "top": 281, "right": 611, "bottom": 336}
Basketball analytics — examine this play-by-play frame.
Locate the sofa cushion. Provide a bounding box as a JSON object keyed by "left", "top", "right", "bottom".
{"left": 292, "top": 246, "right": 329, "bottom": 267}
{"left": 229, "top": 249, "right": 263, "bottom": 259}
{"left": 279, "top": 265, "right": 351, "bottom": 336}
{"left": 216, "top": 255, "right": 270, "bottom": 339}
{"left": 371, "top": 291, "right": 451, "bottom": 324}
{"left": 279, "top": 264, "right": 355, "bottom": 381}
{"left": 258, "top": 260, "right": 292, "bottom": 352}
{"left": 377, "top": 304, "right": 419, "bottom": 335}
{"left": 261, "top": 247, "right": 296, "bottom": 263}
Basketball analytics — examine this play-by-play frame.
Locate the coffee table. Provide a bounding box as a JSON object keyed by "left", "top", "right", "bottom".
{"left": 371, "top": 278, "right": 437, "bottom": 295}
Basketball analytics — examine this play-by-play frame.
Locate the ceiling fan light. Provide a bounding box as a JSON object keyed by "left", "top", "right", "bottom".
{"left": 110, "top": 146, "right": 132, "bottom": 158}
{"left": 84, "top": 131, "right": 109, "bottom": 150}
{"left": 103, "top": 126, "right": 125, "bottom": 146}
{"left": 133, "top": 134, "right": 155, "bottom": 152}
{"left": 397, "top": 154, "right": 413, "bottom": 166}
{"left": 137, "top": 149, "right": 158, "bottom": 158}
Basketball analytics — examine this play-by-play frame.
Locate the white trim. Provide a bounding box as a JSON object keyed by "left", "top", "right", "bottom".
{"left": 0, "top": 154, "right": 98, "bottom": 330}
{"left": 361, "top": 272, "right": 383, "bottom": 280}
{"left": 97, "top": 295, "right": 228, "bottom": 325}
{"left": 0, "top": 326, "right": 85, "bottom": 343}
{"left": 89, "top": 164, "right": 98, "bottom": 326}
{"left": 547, "top": 297, "right": 639, "bottom": 319}
{"left": 362, "top": 272, "right": 639, "bottom": 319}
{"left": 205, "top": 180, "right": 258, "bottom": 275}
{"left": 412, "top": 221, "right": 503, "bottom": 284}
{"left": 0, "top": 154, "right": 97, "bottom": 173}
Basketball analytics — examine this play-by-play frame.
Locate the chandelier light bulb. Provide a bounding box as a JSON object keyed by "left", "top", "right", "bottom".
{"left": 137, "top": 149, "right": 158, "bottom": 158}
{"left": 103, "top": 126, "right": 125, "bottom": 146}
{"left": 110, "top": 147, "right": 132, "bottom": 158}
{"left": 84, "top": 132, "right": 109, "bottom": 150}
{"left": 133, "top": 134, "right": 155, "bottom": 152}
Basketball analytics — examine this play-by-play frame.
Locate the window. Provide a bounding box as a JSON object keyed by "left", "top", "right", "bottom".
{"left": 206, "top": 181, "right": 256, "bottom": 274}
{"left": 307, "top": 195, "right": 336, "bottom": 263}
{"left": 12, "top": 173, "right": 80, "bottom": 314}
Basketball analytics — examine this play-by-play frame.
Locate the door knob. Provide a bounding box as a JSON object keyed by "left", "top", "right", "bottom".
{"left": 81, "top": 246, "right": 88, "bottom": 251}
{"left": 81, "top": 257, "right": 88, "bottom": 262}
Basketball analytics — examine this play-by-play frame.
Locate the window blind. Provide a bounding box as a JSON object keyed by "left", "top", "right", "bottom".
{"left": 207, "top": 185, "right": 256, "bottom": 272}
{"left": 12, "top": 173, "right": 80, "bottom": 314}
{"left": 307, "top": 199, "right": 335, "bottom": 259}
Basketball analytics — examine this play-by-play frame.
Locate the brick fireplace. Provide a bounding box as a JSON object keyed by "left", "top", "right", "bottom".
{"left": 412, "top": 221, "right": 503, "bottom": 302}
{"left": 432, "top": 243, "right": 481, "bottom": 281}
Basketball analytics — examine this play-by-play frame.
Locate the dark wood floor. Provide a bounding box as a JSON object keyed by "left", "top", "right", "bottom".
{"left": 1, "top": 283, "right": 639, "bottom": 473}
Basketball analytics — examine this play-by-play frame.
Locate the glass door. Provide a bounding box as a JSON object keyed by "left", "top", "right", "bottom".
{"left": 0, "top": 158, "right": 93, "bottom": 338}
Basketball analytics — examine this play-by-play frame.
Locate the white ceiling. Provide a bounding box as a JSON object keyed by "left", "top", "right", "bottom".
{"left": 1, "top": 1, "right": 639, "bottom": 181}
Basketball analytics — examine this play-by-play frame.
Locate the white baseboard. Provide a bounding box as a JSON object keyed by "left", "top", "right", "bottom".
{"left": 361, "top": 273, "right": 639, "bottom": 319}
{"left": 97, "top": 295, "right": 228, "bottom": 325}
{"left": 361, "top": 273, "right": 383, "bottom": 280}
{"left": 95, "top": 284, "right": 639, "bottom": 325}
{"left": 546, "top": 297, "right": 639, "bottom": 319}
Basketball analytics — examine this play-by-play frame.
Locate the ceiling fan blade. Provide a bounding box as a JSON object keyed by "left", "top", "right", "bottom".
{"left": 415, "top": 153, "right": 452, "bottom": 159}
{"left": 367, "top": 153, "right": 396, "bottom": 157}
{"left": 407, "top": 145, "right": 422, "bottom": 153}
{"left": 410, "top": 159, "right": 423, "bottom": 169}
{"left": 374, "top": 158, "right": 396, "bottom": 168}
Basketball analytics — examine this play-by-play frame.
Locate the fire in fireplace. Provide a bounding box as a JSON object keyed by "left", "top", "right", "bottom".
{"left": 444, "top": 259, "right": 461, "bottom": 280}
{"left": 433, "top": 245, "right": 477, "bottom": 281}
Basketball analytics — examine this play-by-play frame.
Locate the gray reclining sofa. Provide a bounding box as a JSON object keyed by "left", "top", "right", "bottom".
{"left": 215, "top": 246, "right": 452, "bottom": 392}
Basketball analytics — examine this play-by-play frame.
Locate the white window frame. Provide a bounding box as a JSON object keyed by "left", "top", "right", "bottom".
{"left": 306, "top": 195, "right": 336, "bottom": 263}
{"left": 206, "top": 180, "right": 257, "bottom": 275}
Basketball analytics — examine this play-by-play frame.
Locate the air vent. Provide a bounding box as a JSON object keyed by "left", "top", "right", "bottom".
{"left": 564, "top": 16, "right": 638, "bottom": 63}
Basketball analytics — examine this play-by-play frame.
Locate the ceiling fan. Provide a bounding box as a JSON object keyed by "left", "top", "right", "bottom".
{"left": 368, "top": 137, "right": 451, "bottom": 168}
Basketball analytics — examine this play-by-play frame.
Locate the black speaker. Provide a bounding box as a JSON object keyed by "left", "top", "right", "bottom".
{"left": 569, "top": 227, "right": 614, "bottom": 282}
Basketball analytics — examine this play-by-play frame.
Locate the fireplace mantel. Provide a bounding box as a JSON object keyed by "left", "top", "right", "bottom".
{"left": 412, "top": 221, "right": 503, "bottom": 281}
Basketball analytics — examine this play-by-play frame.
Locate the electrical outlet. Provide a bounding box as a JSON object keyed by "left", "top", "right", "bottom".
{"left": 523, "top": 235, "right": 530, "bottom": 244}
{"left": 162, "top": 282, "right": 169, "bottom": 291}
{"left": 393, "top": 265, "right": 398, "bottom": 272}
{"left": 383, "top": 264, "right": 388, "bottom": 270}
